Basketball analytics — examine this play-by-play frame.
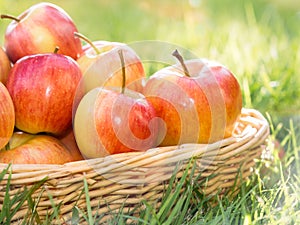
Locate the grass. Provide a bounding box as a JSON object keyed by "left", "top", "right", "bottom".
{"left": 0, "top": 0, "right": 299, "bottom": 224}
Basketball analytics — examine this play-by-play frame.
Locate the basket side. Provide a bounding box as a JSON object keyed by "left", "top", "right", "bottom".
{"left": 0, "top": 108, "right": 269, "bottom": 224}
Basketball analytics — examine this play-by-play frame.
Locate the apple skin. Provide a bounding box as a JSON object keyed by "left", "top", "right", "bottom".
{"left": 6, "top": 53, "right": 82, "bottom": 136}
{"left": 0, "top": 82, "right": 15, "bottom": 149}
{"left": 74, "top": 87, "right": 159, "bottom": 158}
{"left": 3, "top": 2, "right": 82, "bottom": 63}
{"left": 5, "top": 131, "right": 34, "bottom": 149}
{"left": 0, "top": 132, "right": 75, "bottom": 164}
{"left": 143, "top": 59, "right": 242, "bottom": 146}
{"left": 77, "top": 41, "right": 145, "bottom": 94}
{"left": 0, "top": 46, "right": 11, "bottom": 85}
{"left": 59, "top": 129, "right": 84, "bottom": 161}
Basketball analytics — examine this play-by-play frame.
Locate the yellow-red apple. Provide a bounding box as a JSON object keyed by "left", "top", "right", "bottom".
{"left": 0, "top": 82, "right": 15, "bottom": 149}
{"left": 0, "top": 46, "right": 11, "bottom": 85}
{"left": 5, "top": 131, "right": 34, "bottom": 149}
{"left": 76, "top": 35, "right": 145, "bottom": 94}
{"left": 143, "top": 51, "right": 242, "bottom": 146}
{"left": 6, "top": 53, "right": 82, "bottom": 136}
{"left": 74, "top": 87, "right": 159, "bottom": 158}
{"left": 1, "top": 2, "right": 82, "bottom": 63}
{"left": 0, "top": 132, "right": 74, "bottom": 164}
{"left": 74, "top": 50, "right": 159, "bottom": 158}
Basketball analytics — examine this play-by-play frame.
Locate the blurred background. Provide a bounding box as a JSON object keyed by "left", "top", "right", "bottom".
{"left": 1, "top": 0, "right": 299, "bottom": 142}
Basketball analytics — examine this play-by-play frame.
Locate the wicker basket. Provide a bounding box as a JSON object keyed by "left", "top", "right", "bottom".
{"left": 0, "top": 108, "right": 269, "bottom": 224}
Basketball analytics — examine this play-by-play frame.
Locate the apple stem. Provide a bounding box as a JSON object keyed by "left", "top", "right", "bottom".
{"left": 54, "top": 46, "right": 60, "bottom": 54}
{"left": 172, "top": 49, "right": 190, "bottom": 77}
{"left": 118, "top": 49, "right": 126, "bottom": 94}
{"left": 74, "top": 32, "right": 100, "bottom": 55}
{"left": 0, "top": 14, "right": 20, "bottom": 22}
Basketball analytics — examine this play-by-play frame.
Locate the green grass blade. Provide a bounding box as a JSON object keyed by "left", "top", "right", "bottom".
{"left": 151, "top": 159, "right": 194, "bottom": 224}
{"left": 175, "top": 162, "right": 198, "bottom": 224}
{"left": 0, "top": 167, "right": 12, "bottom": 224}
{"left": 0, "top": 164, "right": 10, "bottom": 181}
{"left": 71, "top": 207, "right": 80, "bottom": 224}
{"left": 0, "top": 165, "right": 47, "bottom": 224}
{"left": 74, "top": 206, "right": 89, "bottom": 223}
{"left": 83, "top": 175, "right": 94, "bottom": 225}
{"left": 138, "top": 200, "right": 153, "bottom": 225}
{"left": 11, "top": 177, "right": 47, "bottom": 219}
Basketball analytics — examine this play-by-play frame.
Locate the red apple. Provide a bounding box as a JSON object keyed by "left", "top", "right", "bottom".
{"left": 0, "top": 132, "right": 75, "bottom": 164}
{"left": 6, "top": 52, "right": 82, "bottom": 136}
{"left": 0, "top": 82, "right": 15, "bottom": 149}
{"left": 0, "top": 46, "right": 11, "bottom": 85}
{"left": 73, "top": 50, "right": 159, "bottom": 158}
{"left": 143, "top": 50, "right": 242, "bottom": 146}
{"left": 59, "top": 129, "right": 84, "bottom": 161}
{"left": 1, "top": 2, "right": 82, "bottom": 63}
{"left": 75, "top": 33, "right": 145, "bottom": 94}
{"left": 74, "top": 87, "right": 159, "bottom": 158}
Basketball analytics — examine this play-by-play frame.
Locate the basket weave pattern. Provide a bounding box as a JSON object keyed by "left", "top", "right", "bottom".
{"left": 0, "top": 108, "right": 269, "bottom": 223}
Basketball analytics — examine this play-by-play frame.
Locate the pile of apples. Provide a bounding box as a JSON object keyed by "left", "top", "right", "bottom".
{"left": 0, "top": 2, "right": 242, "bottom": 164}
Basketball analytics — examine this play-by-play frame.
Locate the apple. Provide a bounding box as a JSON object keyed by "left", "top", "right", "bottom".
{"left": 75, "top": 33, "right": 145, "bottom": 94}
{"left": 5, "top": 131, "right": 34, "bottom": 149}
{"left": 74, "top": 87, "right": 160, "bottom": 158}
{"left": 0, "top": 132, "right": 75, "bottom": 164}
{"left": 1, "top": 2, "right": 82, "bottom": 63}
{"left": 6, "top": 52, "right": 82, "bottom": 136}
{"left": 73, "top": 50, "right": 160, "bottom": 158}
{"left": 0, "top": 82, "right": 15, "bottom": 149}
{"left": 59, "top": 129, "right": 84, "bottom": 161}
{"left": 143, "top": 50, "right": 242, "bottom": 146}
{"left": 0, "top": 46, "right": 11, "bottom": 85}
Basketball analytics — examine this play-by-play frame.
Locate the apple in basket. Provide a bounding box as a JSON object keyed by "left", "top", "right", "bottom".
{"left": 0, "top": 132, "right": 75, "bottom": 164}
{"left": 0, "top": 2, "right": 82, "bottom": 63}
{"left": 75, "top": 32, "right": 145, "bottom": 94}
{"left": 0, "top": 46, "right": 11, "bottom": 85}
{"left": 74, "top": 50, "right": 159, "bottom": 158}
{"left": 6, "top": 50, "right": 82, "bottom": 136}
{"left": 59, "top": 129, "right": 84, "bottom": 161}
{"left": 0, "top": 82, "right": 15, "bottom": 150}
{"left": 143, "top": 50, "right": 242, "bottom": 146}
